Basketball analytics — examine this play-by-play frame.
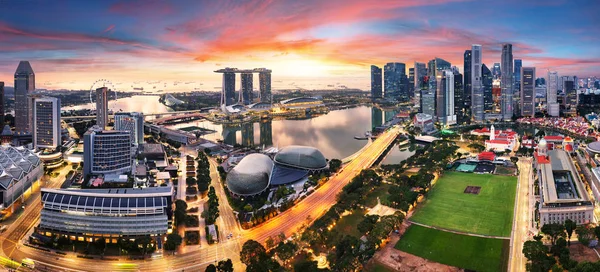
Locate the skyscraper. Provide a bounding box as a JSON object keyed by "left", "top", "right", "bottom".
{"left": 214, "top": 68, "right": 237, "bottom": 107}
{"left": 114, "top": 112, "right": 144, "bottom": 145}
{"left": 482, "top": 64, "right": 494, "bottom": 113}
{"left": 435, "top": 70, "right": 456, "bottom": 125}
{"left": 0, "top": 82, "right": 4, "bottom": 126}
{"left": 258, "top": 69, "right": 272, "bottom": 103}
{"left": 14, "top": 61, "right": 35, "bottom": 135}
{"left": 547, "top": 71, "right": 559, "bottom": 116}
{"left": 471, "top": 45, "right": 484, "bottom": 121}
{"left": 463, "top": 50, "right": 472, "bottom": 117}
{"left": 33, "top": 96, "right": 61, "bottom": 149}
{"left": 514, "top": 59, "right": 522, "bottom": 90}
{"left": 414, "top": 62, "right": 427, "bottom": 90}
{"left": 384, "top": 62, "right": 407, "bottom": 101}
{"left": 240, "top": 73, "right": 253, "bottom": 105}
{"left": 453, "top": 71, "right": 464, "bottom": 123}
{"left": 564, "top": 78, "right": 577, "bottom": 111}
{"left": 492, "top": 63, "right": 501, "bottom": 80}
{"left": 83, "top": 127, "right": 132, "bottom": 178}
{"left": 501, "top": 44, "right": 514, "bottom": 120}
{"left": 521, "top": 67, "right": 535, "bottom": 117}
{"left": 420, "top": 89, "right": 435, "bottom": 117}
{"left": 96, "top": 87, "right": 109, "bottom": 129}
{"left": 408, "top": 68, "right": 415, "bottom": 99}
{"left": 370, "top": 65, "right": 383, "bottom": 99}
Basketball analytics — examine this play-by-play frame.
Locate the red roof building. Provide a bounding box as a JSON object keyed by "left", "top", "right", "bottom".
{"left": 478, "top": 152, "right": 496, "bottom": 161}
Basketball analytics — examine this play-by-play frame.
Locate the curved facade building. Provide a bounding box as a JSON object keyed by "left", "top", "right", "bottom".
{"left": 274, "top": 145, "right": 327, "bottom": 170}
{"left": 83, "top": 127, "right": 133, "bottom": 178}
{"left": 38, "top": 187, "right": 173, "bottom": 240}
{"left": 226, "top": 153, "right": 273, "bottom": 196}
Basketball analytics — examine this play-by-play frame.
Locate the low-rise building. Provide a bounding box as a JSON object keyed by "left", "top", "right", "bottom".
{"left": 413, "top": 113, "right": 434, "bottom": 134}
{"left": 473, "top": 125, "right": 518, "bottom": 152}
{"left": 535, "top": 140, "right": 594, "bottom": 225}
{"left": 37, "top": 186, "right": 174, "bottom": 241}
{"left": 0, "top": 146, "right": 43, "bottom": 213}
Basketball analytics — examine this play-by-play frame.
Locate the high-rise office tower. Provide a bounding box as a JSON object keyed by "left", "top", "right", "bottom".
{"left": 471, "top": 45, "right": 484, "bottom": 121}
{"left": 482, "top": 64, "right": 493, "bottom": 113}
{"left": 521, "top": 67, "right": 535, "bottom": 117}
{"left": 414, "top": 62, "right": 427, "bottom": 90}
{"left": 435, "top": 70, "right": 456, "bottom": 125}
{"left": 547, "top": 71, "right": 559, "bottom": 116}
{"left": 114, "top": 112, "right": 144, "bottom": 145}
{"left": 427, "top": 58, "right": 451, "bottom": 109}
{"left": 83, "top": 127, "right": 132, "bottom": 178}
{"left": 514, "top": 59, "right": 522, "bottom": 90}
{"left": 463, "top": 50, "right": 472, "bottom": 117}
{"left": 384, "top": 63, "right": 407, "bottom": 101}
{"left": 258, "top": 69, "right": 272, "bottom": 103}
{"left": 501, "top": 44, "right": 514, "bottom": 120}
{"left": 240, "top": 73, "right": 253, "bottom": 105}
{"left": 370, "top": 65, "right": 383, "bottom": 99}
{"left": 564, "top": 78, "right": 577, "bottom": 110}
{"left": 420, "top": 89, "right": 435, "bottom": 117}
{"left": 492, "top": 63, "right": 501, "bottom": 80}
{"left": 14, "top": 61, "right": 35, "bottom": 135}
{"left": 33, "top": 96, "right": 61, "bottom": 149}
{"left": 408, "top": 68, "right": 415, "bottom": 98}
{"left": 0, "top": 82, "right": 4, "bottom": 126}
{"left": 453, "top": 71, "right": 464, "bottom": 123}
{"left": 96, "top": 87, "right": 109, "bottom": 129}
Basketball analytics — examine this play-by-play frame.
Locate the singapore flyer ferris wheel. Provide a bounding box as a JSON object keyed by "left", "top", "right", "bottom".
{"left": 89, "top": 79, "right": 118, "bottom": 111}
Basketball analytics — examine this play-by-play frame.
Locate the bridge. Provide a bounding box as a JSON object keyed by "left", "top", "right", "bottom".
{"left": 61, "top": 108, "right": 215, "bottom": 121}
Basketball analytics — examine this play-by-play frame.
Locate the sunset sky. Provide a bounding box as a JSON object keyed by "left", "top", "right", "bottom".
{"left": 0, "top": 0, "right": 598, "bottom": 91}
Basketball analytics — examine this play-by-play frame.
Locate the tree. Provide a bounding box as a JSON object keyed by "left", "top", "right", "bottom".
{"left": 467, "top": 143, "right": 485, "bottom": 153}
{"left": 541, "top": 223, "right": 566, "bottom": 245}
{"left": 275, "top": 241, "right": 297, "bottom": 261}
{"left": 164, "top": 233, "right": 182, "bottom": 251}
{"left": 294, "top": 259, "right": 319, "bottom": 272}
{"left": 217, "top": 259, "right": 234, "bottom": 272}
{"left": 565, "top": 219, "right": 577, "bottom": 246}
{"left": 594, "top": 226, "right": 600, "bottom": 241}
{"left": 240, "top": 240, "right": 267, "bottom": 267}
{"left": 576, "top": 225, "right": 595, "bottom": 247}
{"left": 265, "top": 236, "right": 276, "bottom": 249}
{"left": 523, "top": 240, "right": 555, "bottom": 272}
{"left": 535, "top": 130, "right": 546, "bottom": 138}
{"left": 357, "top": 215, "right": 379, "bottom": 234}
{"left": 205, "top": 264, "right": 217, "bottom": 272}
{"left": 329, "top": 159, "right": 342, "bottom": 173}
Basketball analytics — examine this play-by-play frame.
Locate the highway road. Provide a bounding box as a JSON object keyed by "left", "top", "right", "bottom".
{"left": 509, "top": 157, "right": 533, "bottom": 272}
{"left": 0, "top": 127, "right": 400, "bottom": 271}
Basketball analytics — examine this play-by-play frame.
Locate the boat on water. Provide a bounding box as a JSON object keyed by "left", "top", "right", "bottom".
{"left": 354, "top": 131, "right": 374, "bottom": 140}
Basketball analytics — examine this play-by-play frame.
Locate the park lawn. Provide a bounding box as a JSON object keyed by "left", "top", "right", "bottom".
{"left": 331, "top": 209, "right": 366, "bottom": 238}
{"left": 396, "top": 225, "right": 508, "bottom": 272}
{"left": 363, "top": 183, "right": 392, "bottom": 208}
{"left": 410, "top": 171, "right": 516, "bottom": 237}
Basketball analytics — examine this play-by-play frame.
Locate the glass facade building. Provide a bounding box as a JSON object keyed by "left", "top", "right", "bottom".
{"left": 33, "top": 96, "right": 61, "bottom": 149}
{"left": 14, "top": 61, "right": 35, "bottom": 135}
{"left": 83, "top": 127, "right": 132, "bottom": 178}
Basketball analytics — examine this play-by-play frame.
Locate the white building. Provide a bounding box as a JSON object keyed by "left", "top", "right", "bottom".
{"left": 83, "top": 126, "right": 132, "bottom": 178}
{"left": 413, "top": 113, "right": 434, "bottom": 134}
{"left": 436, "top": 70, "right": 456, "bottom": 125}
{"left": 535, "top": 140, "right": 594, "bottom": 225}
{"left": 32, "top": 96, "right": 61, "bottom": 149}
{"left": 472, "top": 125, "right": 518, "bottom": 152}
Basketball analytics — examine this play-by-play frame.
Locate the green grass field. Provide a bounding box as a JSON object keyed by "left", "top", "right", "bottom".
{"left": 363, "top": 183, "right": 392, "bottom": 208}
{"left": 410, "top": 172, "right": 516, "bottom": 237}
{"left": 396, "top": 225, "right": 508, "bottom": 272}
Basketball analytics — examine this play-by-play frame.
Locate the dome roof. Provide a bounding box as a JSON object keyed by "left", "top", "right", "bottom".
{"left": 538, "top": 139, "right": 547, "bottom": 148}
{"left": 274, "top": 145, "right": 327, "bottom": 170}
{"left": 226, "top": 153, "right": 273, "bottom": 196}
{"left": 588, "top": 141, "right": 600, "bottom": 153}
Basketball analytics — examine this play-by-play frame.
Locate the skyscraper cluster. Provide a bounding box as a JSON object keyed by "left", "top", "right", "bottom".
{"left": 369, "top": 42, "right": 569, "bottom": 125}
{"left": 215, "top": 68, "right": 272, "bottom": 107}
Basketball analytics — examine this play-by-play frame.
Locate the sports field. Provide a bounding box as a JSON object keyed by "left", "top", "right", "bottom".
{"left": 410, "top": 171, "right": 516, "bottom": 237}
{"left": 396, "top": 225, "right": 508, "bottom": 272}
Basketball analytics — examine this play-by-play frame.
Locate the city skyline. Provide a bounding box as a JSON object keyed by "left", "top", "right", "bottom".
{"left": 0, "top": 0, "right": 599, "bottom": 90}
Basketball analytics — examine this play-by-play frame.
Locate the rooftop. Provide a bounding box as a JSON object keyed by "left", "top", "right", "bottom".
{"left": 41, "top": 186, "right": 173, "bottom": 198}
{"left": 226, "top": 153, "right": 273, "bottom": 196}
{"left": 540, "top": 149, "right": 589, "bottom": 204}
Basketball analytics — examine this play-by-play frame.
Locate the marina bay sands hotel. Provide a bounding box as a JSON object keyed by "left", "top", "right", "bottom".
{"left": 214, "top": 68, "right": 272, "bottom": 107}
